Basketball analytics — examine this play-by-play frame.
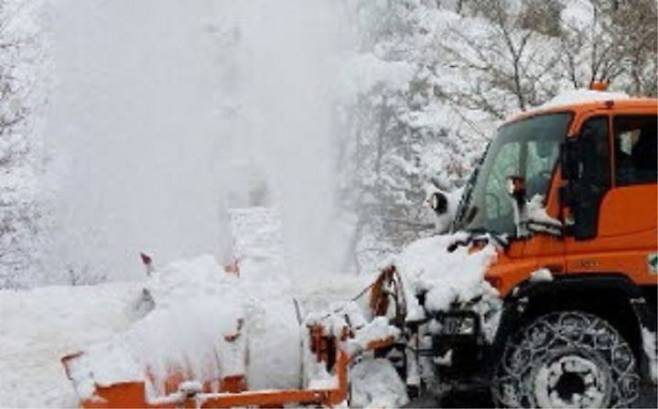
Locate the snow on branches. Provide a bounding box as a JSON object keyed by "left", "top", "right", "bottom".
{"left": 0, "top": 0, "right": 48, "bottom": 288}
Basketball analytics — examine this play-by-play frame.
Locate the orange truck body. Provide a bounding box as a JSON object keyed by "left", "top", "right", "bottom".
{"left": 432, "top": 96, "right": 658, "bottom": 408}
{"left": 485, "top": 98, "right": 657, "bottom": 296}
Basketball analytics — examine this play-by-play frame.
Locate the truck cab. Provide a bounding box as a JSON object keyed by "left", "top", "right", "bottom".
{"left": 433, "top": 96, "right": 657, "bottom": 408}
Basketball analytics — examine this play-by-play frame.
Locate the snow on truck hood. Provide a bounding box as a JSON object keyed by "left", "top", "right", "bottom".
{"left": 393, "top": 234, "right": 499, "bottom": 315}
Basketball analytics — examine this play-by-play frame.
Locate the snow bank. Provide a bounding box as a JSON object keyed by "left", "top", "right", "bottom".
{"left": 350, "top": 359, "right": 409, "bottom": 408}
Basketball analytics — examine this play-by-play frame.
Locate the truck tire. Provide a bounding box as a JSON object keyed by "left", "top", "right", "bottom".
{"left": 492, "top": 311, "right": 639, "bottom": 408}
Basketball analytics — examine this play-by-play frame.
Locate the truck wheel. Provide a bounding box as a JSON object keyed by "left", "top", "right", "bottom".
{"left": 492, "top": 311, "right": 639, "bottom": 408}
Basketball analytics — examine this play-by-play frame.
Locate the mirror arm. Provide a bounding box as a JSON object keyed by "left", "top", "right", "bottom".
{"left": 507, "top": 176, "right": 529, "bottom": 238}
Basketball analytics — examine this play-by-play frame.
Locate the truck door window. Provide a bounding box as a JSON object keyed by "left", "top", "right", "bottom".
{"left": 614, "top": 115, "right": 657, "bottom": 186}
{"left": 572, "top": 116, "right": 610, "bottom": 239}
{"left": 580, "top": 117, "right": 611, "bottom": 189}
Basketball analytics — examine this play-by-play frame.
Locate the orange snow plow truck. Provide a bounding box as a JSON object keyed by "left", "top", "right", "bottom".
{"left": 427, "top": 93, "right": 658, "bottom": 408}
{"left": 62, "top": 92, "right": 657, "bottom": 409}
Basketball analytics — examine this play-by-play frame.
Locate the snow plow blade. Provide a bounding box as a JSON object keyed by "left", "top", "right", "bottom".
{"left": 62, "top": 328, "right": 397, "bottom": 408}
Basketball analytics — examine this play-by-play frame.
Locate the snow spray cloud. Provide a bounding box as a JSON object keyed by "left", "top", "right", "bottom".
{"left": 211, "top": 0, "right": 353, "bottom": 276}
{"left": 43, "top": 0, "right": 353, "bottom": 283}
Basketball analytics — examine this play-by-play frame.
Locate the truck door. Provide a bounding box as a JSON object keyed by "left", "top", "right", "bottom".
{"left": 564, "top": 109, "right": 658, "bottom": 285}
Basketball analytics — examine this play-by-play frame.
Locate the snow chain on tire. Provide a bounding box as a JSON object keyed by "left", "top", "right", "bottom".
{"left": 492, "top": 311, "right": 639, "bottom": 408}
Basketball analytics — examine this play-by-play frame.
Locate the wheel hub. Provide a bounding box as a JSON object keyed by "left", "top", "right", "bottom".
{"left": 534, "top": 353, "right": 609, "bottom": 408}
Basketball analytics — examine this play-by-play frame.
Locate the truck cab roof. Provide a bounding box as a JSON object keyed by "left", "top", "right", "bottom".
{"left": 505, "top": 92, "right": 658, "bottom": 125}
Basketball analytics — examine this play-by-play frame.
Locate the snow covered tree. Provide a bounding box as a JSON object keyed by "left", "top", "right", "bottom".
{"left": 337, "top": 1, "right": 489, "bottom": 273}
{"left": 559, "top": 0, "right": 657, "bottom": 96}
{"left": 436, "top": 0, "right": 565, "bottom": 116}
{"left": 0, "top": 0, "right": 47, "bottom": 288}
{"left": 336, "top": 0, "right": 657, "bottom": 273}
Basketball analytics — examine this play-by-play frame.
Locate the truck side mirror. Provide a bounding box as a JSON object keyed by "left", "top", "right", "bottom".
{"left": 427, "top": 192, "right": 448, "bottom": 216}
{"left": 507, "top": 176, "right": 528, "bottom": 237}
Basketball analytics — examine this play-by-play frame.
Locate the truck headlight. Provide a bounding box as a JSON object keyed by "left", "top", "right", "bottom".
{"left": 458, "top": 317, "right": 475, "bottom": 335}
{"left": 440, "top": 314, "right": 478, "bottom": 335}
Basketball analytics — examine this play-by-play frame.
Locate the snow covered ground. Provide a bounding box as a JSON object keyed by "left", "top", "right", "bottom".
{"left": 0, "top": 282, "right": 142, "bottom": 407}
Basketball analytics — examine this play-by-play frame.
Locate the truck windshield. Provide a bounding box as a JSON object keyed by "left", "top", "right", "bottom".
{"left": 454, "top": 112, "right": 572, "bottom": 235}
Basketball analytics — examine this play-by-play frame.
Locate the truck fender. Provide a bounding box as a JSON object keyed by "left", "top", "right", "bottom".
{"left": 484, "top": 273, "right": 655, "bottom": 381}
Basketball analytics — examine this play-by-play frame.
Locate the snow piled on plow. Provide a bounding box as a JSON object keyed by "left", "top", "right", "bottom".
{"left": 67, "top": 252, "right": 303, "bottom": 401}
